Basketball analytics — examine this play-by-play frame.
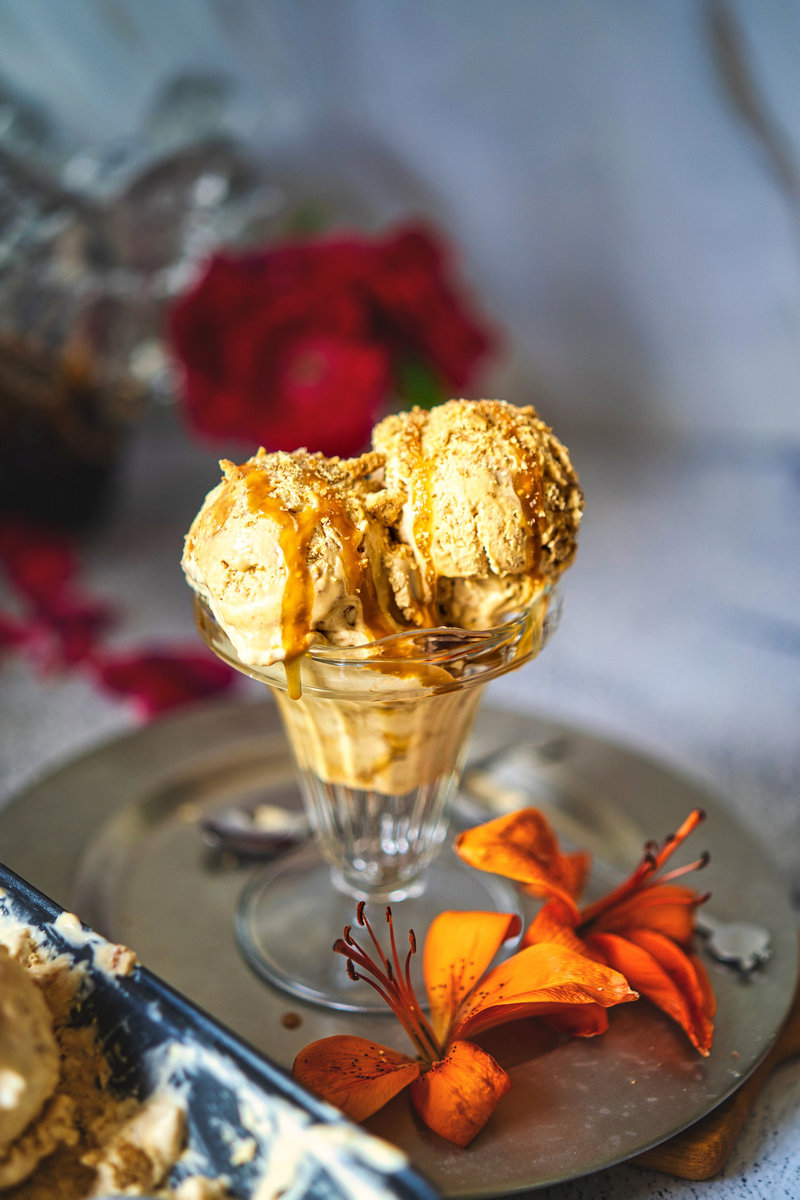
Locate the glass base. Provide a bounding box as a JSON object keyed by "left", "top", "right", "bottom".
{"left": 235, "top": 841, "right": 521, "bottom": 1012}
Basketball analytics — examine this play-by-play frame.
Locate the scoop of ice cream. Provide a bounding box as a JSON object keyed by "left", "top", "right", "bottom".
{"left": 182, "top": 398, "right": 582, "bottom": 682}
{"left": 372, "top": 399, "right": 583, "bottom": 627}
{"left": 182, "top": 448, "right": 430, "bottom": 671}
{"left": 0, "top": 942, "right": 65, "bottom": 1189}
{"left": 0, "top": 944, "right": 60, "bottom": 1154}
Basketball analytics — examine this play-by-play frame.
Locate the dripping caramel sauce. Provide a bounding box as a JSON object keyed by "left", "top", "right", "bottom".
{"left": 284, "top": 656, "right": 302, "bottom": 701}
{"left": 241, "top": 461, "right": 404, "bottom": 693}
{"left": 401, "top": 421, "right": 439, "bottom": 621}
{"left": 411, "top": 456, "right": 437, "bottom": 605}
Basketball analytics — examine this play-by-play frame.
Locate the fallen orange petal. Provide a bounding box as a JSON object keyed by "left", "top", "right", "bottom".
{"left": 521, "top": 906, "right": 630, "bottom": 1038}
{"left": 454, "top": 808, "right": 588, "bottom": 918}
{"left": 453, "top": 941, "right": 638, "bottom": 1040}
{"left": 293, "top": 1035, "right": 422, "bottom": 1121}
{"left": 691, "top": 950, "right": 718, "bottom": 1020}
{"left": 625, "top": 927, "right": 715, "bottom": 1054}
{"left": 424, "top": 910, "right": 521, "bottom": 1045}
{"left": 410, "top": 1039, "right": 511, "bottom": 1146}
{"left": 585, "top": 930, "right": 712, "bottom": 1055}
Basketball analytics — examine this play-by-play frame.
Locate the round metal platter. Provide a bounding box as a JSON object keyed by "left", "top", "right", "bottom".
{"left": 1, "top": 698, "right": 796, "bottom": 1197}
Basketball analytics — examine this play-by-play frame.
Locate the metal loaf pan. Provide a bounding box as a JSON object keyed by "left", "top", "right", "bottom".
{"left": 0, "top": 860, "right": 439, "bottom": 1200}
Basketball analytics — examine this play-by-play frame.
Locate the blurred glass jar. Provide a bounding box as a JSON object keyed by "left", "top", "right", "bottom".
{"left": 0, "top": 146, "right": 138, "bottom": 527}
{"left": 0, "top": 71, "right": 295, "bottom": 527}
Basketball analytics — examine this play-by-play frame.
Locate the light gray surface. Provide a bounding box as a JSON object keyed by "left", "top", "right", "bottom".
{"left": 0, "top": 405, "right": 798, "bottom": 1197}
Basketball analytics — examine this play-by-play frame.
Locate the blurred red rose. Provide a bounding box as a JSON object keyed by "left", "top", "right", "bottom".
{"left": 169, "top": 223, "right": 495, "bottom": 456}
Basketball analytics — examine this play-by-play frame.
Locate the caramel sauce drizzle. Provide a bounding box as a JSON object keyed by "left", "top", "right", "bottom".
{"left": 411, "top": 457, "right": 437, "bottom": 605}
{"left": 283, "top": 656, "right": 302, "bottom": 702}
{"left": 401, "top": 422, "right": 440, "bottom": 624}
{"left": 241, "top": 460, "right": 399, "bottom": 694}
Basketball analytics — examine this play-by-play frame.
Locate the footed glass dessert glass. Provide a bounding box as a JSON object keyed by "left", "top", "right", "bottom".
{"left": 194, "top": 586, "right": 561, "bottom": 1010}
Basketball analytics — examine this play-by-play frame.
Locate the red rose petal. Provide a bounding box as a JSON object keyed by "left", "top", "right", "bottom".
{"left": 93, "top": 647, "right": 237, "bottom": 717}
{"left": 0, "top": 518, "right": 76, "bottom": 605}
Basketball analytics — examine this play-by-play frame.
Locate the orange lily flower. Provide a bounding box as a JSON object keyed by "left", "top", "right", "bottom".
{"left": 455, "top": 807, "right": 715, "bottom": 1055}
{"left": 293, "top": 901, "right": 637, "bottom": 1146}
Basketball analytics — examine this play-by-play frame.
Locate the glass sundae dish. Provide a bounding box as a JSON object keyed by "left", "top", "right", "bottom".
{"left": 183, "top": 399, "right": 583, "bottom": 1008}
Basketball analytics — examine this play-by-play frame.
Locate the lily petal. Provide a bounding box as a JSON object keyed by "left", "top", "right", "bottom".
{"left": 585, "top": 930, "right": 713, "bottom": 1055}
{"left": 521, "top": 906, "right": 629, "bottom": 1038}
{"left": 292, "top": 1035, "right": 421, "bottom": 1121}
{"left": 626, "top": 928, "right": 715, "bottom": 1054}
{"left": 691, "top": 951, "right": 718, "bottom": 1020}
{"left": 543, "top": 1004, "right": 611, "bottom": 1038}
{"left": 410, "top": 1039, "right": 510, "bottom": 1146}
{"left": 454, "top": 808, "right": 588, "bottom": 917}
{"left": 522, "top": 898, "right": 593, "bottom": 955}
{"left": 593, "top": 883, "right": 702, "bottom": 946}
{"left": 453, "top": 942, "right": 638, "bottom": 1040}
{"left": 424, "top": 910, "right": 521, "bottom": 1044}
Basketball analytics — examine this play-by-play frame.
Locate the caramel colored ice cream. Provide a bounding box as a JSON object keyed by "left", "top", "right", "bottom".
{"left": 373, "top": 399, "right": 582, "bottom": 628}
{"left": 182, "top": 447, "right": 433, "bottom": 674}
{"left": 0, "top": 914, "right": 236, "bottom": 1199}
{"left": 0, "top": 947, "right": 61, "bottom": 1188}
{"left": 183, "top": 398, "right": 582, "bottom": 666}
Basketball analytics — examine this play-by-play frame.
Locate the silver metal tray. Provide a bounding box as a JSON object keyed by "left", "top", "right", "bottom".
{"left": 1, "top": 698, "right": 796, "bottom": 1198}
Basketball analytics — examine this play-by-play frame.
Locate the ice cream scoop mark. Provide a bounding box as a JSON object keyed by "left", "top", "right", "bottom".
{"left": 205, "top": 480, "right": 237, "bottom": 538}
{"left": 485, "top": 402, "right": 544, "bottom": 578}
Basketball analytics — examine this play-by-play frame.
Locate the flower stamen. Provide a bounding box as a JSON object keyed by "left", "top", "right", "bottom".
{"left": 334, "top": 907, "right": 443, "bottom": 1062}
{"left": 579, "top": 808, "right": 708, "bottom": 930}
{"left": 404, "top": 929, "right": 417, "bottom": 997}
{"left": 658, "top": 850, "right": 710, "bottom": 884}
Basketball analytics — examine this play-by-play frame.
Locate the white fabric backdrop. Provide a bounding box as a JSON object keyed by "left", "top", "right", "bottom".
{"left": 0, "top": 0, "right": 798, "bottom": 438}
